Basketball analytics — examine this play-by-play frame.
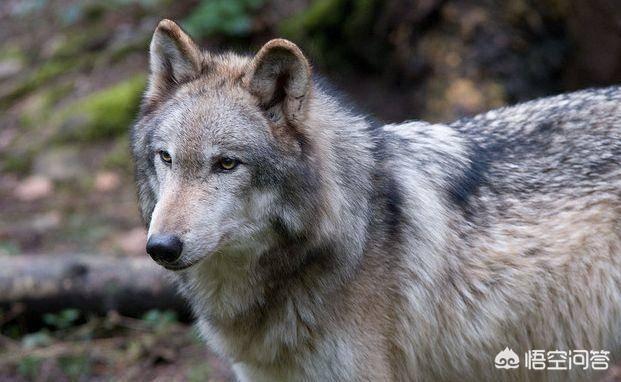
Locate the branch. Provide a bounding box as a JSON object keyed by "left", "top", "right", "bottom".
{"left": 0, "top": 254, "right": 188, "bottom": 320}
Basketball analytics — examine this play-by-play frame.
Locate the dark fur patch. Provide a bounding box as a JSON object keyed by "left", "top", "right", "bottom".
{"left": 383, "top": 174, "right": 405, "bottom": 241}
{"left": 447, "top": 140, "right": 491, "bottom": 213}
{"left": 365, "top": 121, "right": 391, "bottom": 162}
{"left": 367, "top": 128, "right": 407, "bottom": 246}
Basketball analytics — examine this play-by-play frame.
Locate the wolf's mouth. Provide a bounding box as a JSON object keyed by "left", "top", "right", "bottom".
{"left": 159, "top": 259, "right": 202, "bottom": 271}
{"left": 162, "top": 263, "right": 193, "bottom": 271}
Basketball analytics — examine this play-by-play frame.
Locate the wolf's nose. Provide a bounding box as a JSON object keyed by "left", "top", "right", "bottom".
{"left": 146, "top": 234, "right": 183, "bottom": 263}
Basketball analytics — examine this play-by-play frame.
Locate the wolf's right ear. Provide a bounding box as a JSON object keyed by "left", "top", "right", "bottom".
{"left": 145, "top": 19, "right": 203, "bottom": 109}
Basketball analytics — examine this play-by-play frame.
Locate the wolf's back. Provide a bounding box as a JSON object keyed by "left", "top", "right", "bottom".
{"left": 449, "top": 86, "right": 621, "bottom": 198}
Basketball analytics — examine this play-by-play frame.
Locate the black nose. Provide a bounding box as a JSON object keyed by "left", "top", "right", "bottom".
{"left": 146, "top": 234, "right": 183, "bottom": 263}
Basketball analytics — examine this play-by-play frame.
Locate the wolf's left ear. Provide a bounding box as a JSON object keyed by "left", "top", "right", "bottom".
{"left": 245, "top": 39, "right": 311, "bottom": 126}
{"left": 145, "top": 19, "right": 203, "bottom": 109}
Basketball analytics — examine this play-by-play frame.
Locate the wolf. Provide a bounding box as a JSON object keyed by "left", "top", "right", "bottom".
{"left": 131, "top": 19, "right": 621, "bottom": 382}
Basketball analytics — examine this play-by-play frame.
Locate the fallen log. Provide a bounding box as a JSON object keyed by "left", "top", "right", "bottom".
{"left": 0, "top": 254, "right": 189, "bottom": 324}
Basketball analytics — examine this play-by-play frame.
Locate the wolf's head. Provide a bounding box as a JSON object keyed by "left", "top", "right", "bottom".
{"left": 131, "top": 20, "right": 352, "bottom": 271}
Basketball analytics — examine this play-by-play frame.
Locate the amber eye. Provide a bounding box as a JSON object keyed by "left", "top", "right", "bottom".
{"left": 219, "top": 157, "right": 238, "bottom": 171}
{"left": 159, "top": 150, "right": 172, "bottom": 164}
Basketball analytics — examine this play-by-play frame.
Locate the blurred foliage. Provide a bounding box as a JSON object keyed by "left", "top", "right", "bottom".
{"left": 141, "top": 309, "right": 179, "bottom": 332}
{"left": 278, "top": 0, "right": 579, "bottom": 121}
{"left": 183, "top": 0, "right": 265, "bottom": 38}
{"left": 58, "top": 354, "right": 92, "bottom": 380}
{"left": 17, "top": 356, "right": 43, "bottom": 379}
{"left": 281, "top": 0, "right": 387, "bottom": 71}
{"left": 1, "top": 309, "right": 219, "bottom": 381}
{"left": 1, "top": 61, "right": 67, "bottom": 109}
{"left": 43, "top": 309, "right": 81, "bottom": 330}
{"left": 21, "top": 330, "right": 53, "bottom": 349}
{"left": 0, "top": 241, "right": 20, "bottom": 256}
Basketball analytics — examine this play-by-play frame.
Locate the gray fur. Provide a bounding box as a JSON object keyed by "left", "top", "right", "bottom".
{"left": 131, "top": 20, "right": 621, "bottom": 382}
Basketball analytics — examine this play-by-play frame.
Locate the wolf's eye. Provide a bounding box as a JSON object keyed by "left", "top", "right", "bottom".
{"left": 159, "top": 150, "right": 172, "bottom": 164}
{"left": 219, "top": 157, "right": 238, "bottom": 171}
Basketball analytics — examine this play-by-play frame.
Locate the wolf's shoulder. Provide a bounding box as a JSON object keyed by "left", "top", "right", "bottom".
{"left": 451, "top": 86, "right": 621, "bottom": 141}
{"left": 382, "top": 87, "right": 621, "bottom": 208}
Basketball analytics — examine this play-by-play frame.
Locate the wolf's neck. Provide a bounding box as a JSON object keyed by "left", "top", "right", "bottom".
{"left": 300, "top": 87, "right": 378, "bottom": 254}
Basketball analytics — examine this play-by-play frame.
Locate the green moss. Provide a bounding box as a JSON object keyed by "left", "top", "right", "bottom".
{"left": 55, "top": 75, "right": 146, "bottom": 143}
{"left": 2, "top": 75, "right": 143, "bottom": 175}
{"left": 0, "top": 45, "right": 26, "bottom": 61}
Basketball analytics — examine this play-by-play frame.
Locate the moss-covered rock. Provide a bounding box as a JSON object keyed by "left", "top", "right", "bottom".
{"left": 54, "top": 75, "right": 146, "bottom": 143}
{"left": 2, "top": 75, "right": 144, "bottom": 175}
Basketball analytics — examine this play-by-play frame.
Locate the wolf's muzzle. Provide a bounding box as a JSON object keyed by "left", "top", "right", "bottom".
{"left": 146, "top": 234, "right": 183, "bottom": 264}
